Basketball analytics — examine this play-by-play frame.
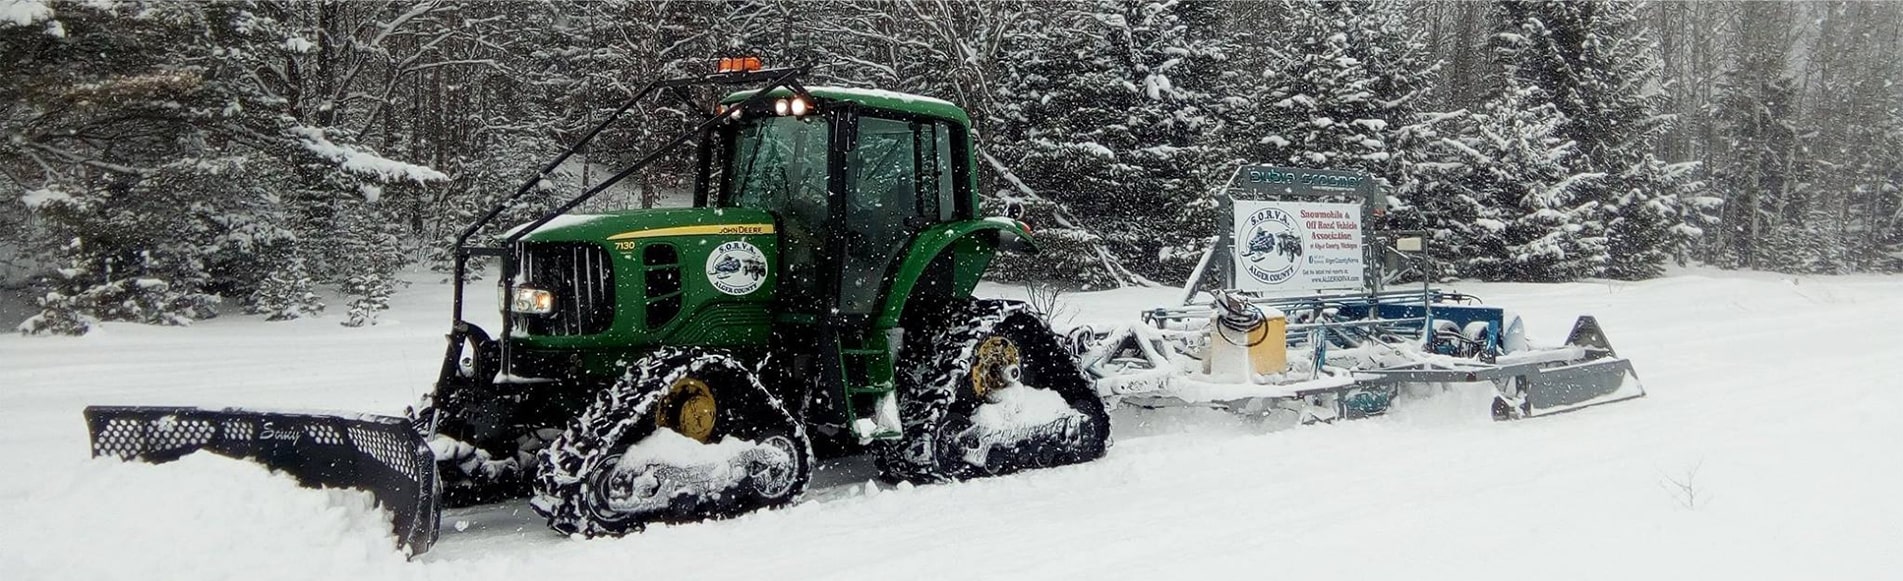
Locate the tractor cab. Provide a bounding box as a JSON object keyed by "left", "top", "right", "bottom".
{"left": 684, "top": 86, "right": 1025, "bottom": 445}
{"left": 704, "top": 87, "right": 976, "bottom": 317}
{"left": 492, "top": 80, "right": 1029, "bottom": 379}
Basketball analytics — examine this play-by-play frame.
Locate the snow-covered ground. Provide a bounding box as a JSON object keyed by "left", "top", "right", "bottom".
{"left": 3, "top": 268, "right": 1900, "bottom": 580}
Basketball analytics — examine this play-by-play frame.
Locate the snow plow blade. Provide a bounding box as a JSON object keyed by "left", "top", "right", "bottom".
{"left": 1518, "top": 316, "right": 1647, "bottom": 418}
{"left": 83, "top": 406, "right": 440, "bottom": 556}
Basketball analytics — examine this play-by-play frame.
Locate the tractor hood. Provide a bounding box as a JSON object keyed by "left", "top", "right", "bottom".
{"left": 503, "top": 207, "right": 780, "bottom": 379}
{"left": 508, "top": 207, "right": 777, "bottom": 244}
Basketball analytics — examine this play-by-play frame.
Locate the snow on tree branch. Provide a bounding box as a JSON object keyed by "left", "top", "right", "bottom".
{"left": 290, "top": 126, "right": 448, "bottom": 186}
{"left": 0, "top": 0, "right": 51, "bottom": 27}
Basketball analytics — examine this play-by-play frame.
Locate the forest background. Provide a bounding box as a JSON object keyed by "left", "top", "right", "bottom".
{"left": 3, "top": 0, "right": 1898, "bottom": 333}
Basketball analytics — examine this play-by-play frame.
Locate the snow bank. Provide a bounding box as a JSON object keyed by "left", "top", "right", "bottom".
{"left": 2, "top": 269, "right": 1901, "bottom": 580}
{"left": 0, "top": 455, "right": 411, "bottom": 581}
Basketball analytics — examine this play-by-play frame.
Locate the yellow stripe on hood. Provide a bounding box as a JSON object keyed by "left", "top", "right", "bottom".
{"left": 605, "top": 223, "right": 776, "bottom": 241}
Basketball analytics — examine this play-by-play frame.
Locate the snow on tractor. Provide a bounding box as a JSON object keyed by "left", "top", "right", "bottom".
{"left": 1067, "top": 166, "right": 1645, "bottom": 427}
{"left": 83, "top": 60, "right": 1107, "bottom": 556}
{"left": 77, "top": 62, "right": 1644, "bottom": 559}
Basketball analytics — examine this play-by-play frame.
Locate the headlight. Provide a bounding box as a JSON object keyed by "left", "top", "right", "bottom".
{"left": 772, "top": 97, "right": 810, "bottom": 117}
{"left": 510, "top": 287, "right": 555, "bottom": 315}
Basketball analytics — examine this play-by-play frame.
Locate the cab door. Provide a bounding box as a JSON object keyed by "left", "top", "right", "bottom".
{"left": 836, "top": 114, "right": 958, "bottom": 315}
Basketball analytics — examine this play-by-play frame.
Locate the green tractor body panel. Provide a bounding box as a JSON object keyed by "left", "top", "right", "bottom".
{"left": 873, "top": 218, "right": 1036, "bottom": 330}
{"left": 509, "top": 208, "right": 779, "bottom": 378}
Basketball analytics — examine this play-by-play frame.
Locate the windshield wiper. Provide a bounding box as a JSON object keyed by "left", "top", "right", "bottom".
{"left": 732, "top": 124, "right": 770, "bottom": 202}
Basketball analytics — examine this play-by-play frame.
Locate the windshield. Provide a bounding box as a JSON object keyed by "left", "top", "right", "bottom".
{"left": 725, "top": 115, "right": 829, "bottom": 220}
{"left": 721, "top": 114, "right": 831, "bottom": 304}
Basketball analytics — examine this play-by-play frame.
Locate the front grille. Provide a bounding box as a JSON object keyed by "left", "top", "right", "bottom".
{"left": 516, "top": 242, "right": 615, "bottom": 336}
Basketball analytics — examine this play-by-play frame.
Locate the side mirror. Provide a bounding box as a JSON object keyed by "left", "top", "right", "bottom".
{"left": 1394, "top": 237, "right": 1424, "bottom": 253}
{"left": 1004, "top": 200, "right": 1026, "bottom": 220}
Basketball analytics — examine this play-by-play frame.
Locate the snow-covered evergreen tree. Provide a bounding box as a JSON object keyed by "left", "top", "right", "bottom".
{"left": 1385, "top": 109, "right": 1478, "bottom": 282}
{"left": 16, "top": 289, "right": 94, "bottom": 336}
{"left": 246, "top": 257, "right": 323, "bottom": 321}
{"left": 3, "top": 2, "right": 449, "bottom": 332}
{"left": 1422, "top": 83, "right": 1607, "bottom": 281}
{"left": 1712, "top": 22, "right": 1796, "bottom": 268}
{"left": 339, "top": 273, "right": 392, "bottom": 328}
{"left": 1255, "top": 0, "right": 1448, "bottom": 279}
{"left": 21, "top": 156, "right": 294, "bottom": 330}
{"left": 10, "top": 0, "right": 1903, "bottom": 332}
{"left": 1249, "top": 0, "right": 1434, "bottom": 182}
{"left": 1707, "top": 2, "right": 1803, "bottom": 271}
{"left": 428, "top": 133, "right": 571, "bottom": 275}
{"left": 981, "top": 4, "right": 1121, "bottom": 288}
{"left": 1492, "top": 0, "right": 1691, "bottom": 279}
{"left": 1803, "top": 2, "right": 1903, "bottom": 273}
{"left": 995, "top": 0, "right": 1231, "bottom": 286}
{"left": 332, "top": 198, "right": 406, "bottom": 328}
{"left": 16, "top": 247, "right": 98, "bottom": 336}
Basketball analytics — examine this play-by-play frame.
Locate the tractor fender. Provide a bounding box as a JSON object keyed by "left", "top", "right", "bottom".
{"left": 875, "top": 219, "right": 1036, "bottom": 329}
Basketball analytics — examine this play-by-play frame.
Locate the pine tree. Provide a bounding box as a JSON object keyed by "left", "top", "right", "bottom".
{"left": 428, "top": 132, "right": 571, "bottom": 276}
{"left": 16, "top": 247, "right": 97, "bottom": 336}
{"left": 17, "top": 289, "right": 94, "bottom": 336}
{"left": 246, "top": 257, "right": 324, "bottom": 321}
{"left": 1870, "top": 107, "right": 1903, "bottom": 272}
{"left": 996, "top": 0, "right": 1231, "bottom": 286}
{"left": 23, "top": 157, "right": 274, "bottom": 330}
{"left": 982, "top": 3, "right": 1124, "bottom": 288}
{"left": 5, "top": 2, "right": 451, "bottom": 333}
{"left": 5, "top": 3, "right": 229, "bottom": 330}
{"left": 1807, "top": 2, "right": 1903, "bottom": 273}
{"left": 1249, "top": 0, "right": 1435, "bottom": 181}
{"left": 1707, "top": 2, "right": 1802, "bottom": 271}
{"left": 1492, "top": 0, "right": 1689, "bottom": 279}
{"left": 1442, "top": 85, "right": 1607, "bottom": 280}
{"left": 340, "top": 273, "right": 392, "bottom": 328}
{"left": 1252, "top": 0, "right": 1449, "bottom": 280}
{"left": 333, "top": 199, "right": 406, "bottom": 328}
{"left": 1386, "top": 109, "right": 1481, "bottom": 282}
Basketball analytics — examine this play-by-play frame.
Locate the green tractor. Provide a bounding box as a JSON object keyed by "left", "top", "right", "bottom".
{"left": 85, "top": 62, "right": 1109, "bottom": 554}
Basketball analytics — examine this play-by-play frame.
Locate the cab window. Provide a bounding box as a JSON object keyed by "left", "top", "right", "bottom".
{"left": 838, "top": 116, "right": 955, "bottom": 313}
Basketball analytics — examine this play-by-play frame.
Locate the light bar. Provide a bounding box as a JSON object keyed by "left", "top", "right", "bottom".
{"left": 716, "top": 56, "right": 763, "bottom": 74}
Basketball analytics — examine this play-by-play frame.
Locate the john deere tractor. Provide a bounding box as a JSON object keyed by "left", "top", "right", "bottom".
{"left": 85, "top": 60, "right": 1110, "bottom": 554}
{"left": 441, "top": 60, "right": 1113, "bottom": 536}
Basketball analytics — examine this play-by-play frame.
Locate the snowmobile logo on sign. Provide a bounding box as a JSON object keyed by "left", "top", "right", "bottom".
{"left": 1239, "top": 207, "right": 1303, "bottom": 285}
{"left": 706, "top": 240, "right": 768, "bottom": 295}
{"left": 1235, "top": 200, "right": 1363, "bottom": 292}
